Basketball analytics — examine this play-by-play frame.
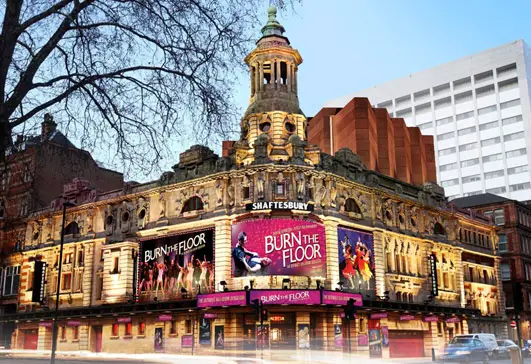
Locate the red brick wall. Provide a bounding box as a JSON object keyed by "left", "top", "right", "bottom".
{"left": 222, "top": 141, "right": 235, "bottom": 158}
{"left": 308, "top": 97, "right": 436, "bottom": 186}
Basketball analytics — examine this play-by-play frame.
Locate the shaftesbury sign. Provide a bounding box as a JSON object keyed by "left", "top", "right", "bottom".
{"left": 428, "top": 253, "right": 439, "bottom": 297}
{"left": 32, "top": 261, "right": 47, "bottom": 303}
{"left": 245, "top": 201, "right": 314, "bottom": 212}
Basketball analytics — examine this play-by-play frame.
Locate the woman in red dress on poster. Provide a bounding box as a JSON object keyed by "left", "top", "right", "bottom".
{"left": 342, "top": 244, "right": 356, "bottom": 288}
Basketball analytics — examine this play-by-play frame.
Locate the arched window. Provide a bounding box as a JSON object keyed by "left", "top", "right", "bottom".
{"left": 345, "top": 198, "right": 361, "bottom": 214}
{"left": 409, "top": 293, "right": 414, "bottom": 303}
{"left": 64, "top": 221, "right": 80, "bottom": 236}
{"left": 433, "top": 222, "right": 446, "bottom": 235}
{"left": 396, "top": 292, "right": 402, "bottom": 302}
{"left": 182, "top": 196, "right": 204, "bottom": 213}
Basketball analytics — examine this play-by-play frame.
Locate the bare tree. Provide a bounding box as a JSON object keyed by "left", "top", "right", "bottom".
{"left": 0, "top": 0, "right": 300, "bottom": 176}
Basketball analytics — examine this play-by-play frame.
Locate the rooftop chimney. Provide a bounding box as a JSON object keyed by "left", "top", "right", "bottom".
{"left": 41, "top": 113, "right": 57, "bottom": 140}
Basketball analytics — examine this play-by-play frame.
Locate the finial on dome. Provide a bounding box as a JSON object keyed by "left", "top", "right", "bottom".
{"left": 261, "top": 3, "right": 285, "bottom": 37}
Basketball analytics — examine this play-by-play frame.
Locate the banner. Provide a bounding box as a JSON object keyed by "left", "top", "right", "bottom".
{"left": 215, "top": 326, "right": 225, "bottom": 349}
{"left": 337, "top": 227, "right": 375, "bottom": 291}
{"left": 182, "top": 335, "right": 193, "bottom": 348}
{"left": 138, "top": 228, "right": 214, "bottom": 302}
{"left": 199, "top": 318, "right": 211, "bottom": 345}
{"left": 250, "top": 290, "right": 321, "bottom": 305}
{"left": 322, "top": 291, "right": 363, "bottom": 306}
{"left": 197, "top": 291, "right": 247, "bottom": 308}
{"left": 382, "top": 326, "right": 389, "bottom": 347}
{"left": 231, "top": 219, "right": 326, "bottom": 277}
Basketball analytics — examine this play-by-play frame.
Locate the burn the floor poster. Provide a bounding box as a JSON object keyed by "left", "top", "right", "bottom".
{"left": 138, "top": 228, "right": 214, "bottom": 301}
{"left": 215, "top": 326, "right": 225, "bottom": 349}
{"left": 231, "top": 219, "right": 326, "bottom": 278}
{"left": 337, "top": 227, "right": 375, "bottom": 291}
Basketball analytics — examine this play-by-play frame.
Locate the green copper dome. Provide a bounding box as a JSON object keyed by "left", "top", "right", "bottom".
{"left": 261, "top": 5, "right": 286, "bottom": 37}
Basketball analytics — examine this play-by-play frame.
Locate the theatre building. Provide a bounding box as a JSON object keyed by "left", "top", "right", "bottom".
{"left": 2, "top": 6, "right": 506, "bottom": 359}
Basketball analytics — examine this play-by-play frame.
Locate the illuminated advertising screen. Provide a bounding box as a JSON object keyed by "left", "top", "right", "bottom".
{"left": 337, "top": 227, "right": 375, "bottom": 291}
{"left": 231, "top": 219, "right": 326, "bottom": 277}
{"left": 138, "top": 228, "right": 214, "bottom": 301}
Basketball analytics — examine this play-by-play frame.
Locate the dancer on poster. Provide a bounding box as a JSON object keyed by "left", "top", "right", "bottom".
{"left": 338, "top": 228, "right": 375, "bottom": 290}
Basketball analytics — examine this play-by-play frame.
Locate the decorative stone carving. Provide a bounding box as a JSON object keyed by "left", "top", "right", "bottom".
{"left": 256, "top": 172, "right": 265, "bottom": 199}
{"left": 329, "top": 183, "right": 337, "bottom": 208}
{"left": 254, "top": 134, "right": 270, "bottom": 164}
{"left": 295, "top": 172, "right": 305, "bottom": 200}
{"left": 228, "top": 181, "right": 235, "bottom": 207}
{"left": 374, "top": 195, "right": 383, "bottom": 221}
{"left": 86, "top": 208, "right": 95, "bottom": 233}
{"left": 158, "top": 192, "right": 166, "bottom": 218}
{"left": 216, "top": 180, "right": 224, "bottom": 206}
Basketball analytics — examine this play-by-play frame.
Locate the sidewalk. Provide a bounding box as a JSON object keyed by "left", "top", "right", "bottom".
{"left": 0, "top": 349, "right": 437, "bottom": 364}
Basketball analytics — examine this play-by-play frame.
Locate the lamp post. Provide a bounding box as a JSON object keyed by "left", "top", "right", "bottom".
{"left": 50, "top": 201, "right": 75, "bottom": 364}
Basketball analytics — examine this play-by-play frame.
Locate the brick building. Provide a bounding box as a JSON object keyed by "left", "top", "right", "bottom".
{"left": 453, "top": 193, "right": 531, "bottom": 344}
{"left": 0, "top": 115, "right": 123, "bottom": 347}
{"left": 307, "top": 99, "right": 437, "bottom": 186}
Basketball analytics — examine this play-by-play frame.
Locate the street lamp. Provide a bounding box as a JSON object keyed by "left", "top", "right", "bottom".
{"left": 50, "top": 200, "right": 75, "bottom": 364}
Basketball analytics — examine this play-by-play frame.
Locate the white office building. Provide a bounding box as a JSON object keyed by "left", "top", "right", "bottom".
{"left": 325, "top": 40, "right": 531, "bottom": 201}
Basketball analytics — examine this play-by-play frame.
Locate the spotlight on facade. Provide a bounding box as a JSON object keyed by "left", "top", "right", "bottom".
{"left": 250, "top": 279, "right": 255, "bottom": 290}
{"left": 316, "top": 280, "right": 322, "bottom": 290}
{"left": 336, "top": 282, "right": 344, "bottom": 292}
{"left": 219, "top": 281, "right": 228, "bottom": 292}
{"left": 181, "top": 288, "right": 189, "bottom": 299}
{"left": 282, "top": 278, "right": 291, "bottom": 290}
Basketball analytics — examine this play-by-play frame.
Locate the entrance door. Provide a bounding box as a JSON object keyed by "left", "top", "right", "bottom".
{"left": 389, "top": 331, "right": 424, "bottom": 358}
{"left": 23, "top": 329, "right": 38, "bottom": 350}
{"left": 269, "top": 313, "right": 296, "bottom": 349}
{"left": 92, "top": 326, "right": 103, "bottom": 353}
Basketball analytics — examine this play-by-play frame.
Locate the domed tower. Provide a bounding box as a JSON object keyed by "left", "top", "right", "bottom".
{"left": 234, "top": 6, "right": 319, "bottom": 166}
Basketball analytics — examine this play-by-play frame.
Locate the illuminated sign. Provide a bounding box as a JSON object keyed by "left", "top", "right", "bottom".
{"left": 322, "top": 291, "right": 363, "bottom": 306}
{"left": 269, "top": 316, "right": 286, "bottom": 322}
{"left": 67, "top": 320, "right": 81, "bottom": 326}
{"left": 39, "top": 322, "right": 53, "bottom": 328}
{"left": 399, "top": 315, "right": 415, "bottom": 321}
{"left": 32, "top": 261, "right": 47, "bottom": 304}
{"left": 158, "top": 315, "right": 173, "bottom": 322}
{"left": 446, "top": 317, "right": 461, "bottom": 323}
{"left": 370, "top": 313, "right": 388, "bottom": 319}
{"left": 428, "top": 253, "right": 438, "bottom": 297}
{"left": 424, "top": 316, "right": 439, "bottom": 322}
{"left": 231, "top": 219, "right": 326, "bottom": 277}
{"left": 249, "top": 290, "right": 321, "bottom": 305}
{"left": 197, "top": 292, "right": 247, "bottom": 308}
{"left": 245, "top": 201, "right": 314, "bottom": 212}
{"left": 117, "top": 317, "right": 132, "bottom": 323}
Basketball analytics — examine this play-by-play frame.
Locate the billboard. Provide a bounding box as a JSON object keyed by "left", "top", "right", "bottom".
{"left": 197, "top": 291, "right": 247, "bottom": 308}
{"left": 138, "top": 228, "right": 214, "bottom": 301}
{"left": 231, "top": 219, "right": 326, "bottom": 277}
{"left": 249, "top": 290, "right": 321, "bottom": 305}
{"left": 337, "top": 227, "right": 375, "bottom": 291}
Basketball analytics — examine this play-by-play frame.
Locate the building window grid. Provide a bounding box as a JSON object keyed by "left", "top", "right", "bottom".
{"left": 436, "top": 116, "right": 453, "bottom": 127}
{"left": 456, "top": 110, "right": 475, "bottom": 121}
{"left": 498, "top": 234, "right": 507, "bottom": 252}
{"left": 504, "top": 131, "right": 525, "bottom": 142}
{"left": 457, "top": 126, "right": 476, "bottom": 136}
{"left": 479, "top": 120, "right": 499, "bottom": 131}
{"left": 481, "top": 137, "right": 501, "bottom": 147}
{"left": 484, "top": 170, "right": 505, "bottom": 180}
{"left": 501, "top": 263, "right": 510, "bottom": 280}
{"left": 508, "top": 165, "right": 528, "bottom": 175}
{"left": 459, "top": 142, "right": 477, "bottom": 152}
{"left": 441, "top": 179, "right": 459, "bottom": 187}
{"left": 500, "top": 98, "right": 521, "bottom": 110}
{"left": 461, "top": 158, "right": 479, "bottom": 168}
{"left": 482, "top": 153, "right": 503, "bottom": 163}
{"left": 462, "top": 174, "right": 481, "bottom": 184}
{"left": 439, "top": 147, "right": 456, "bottom": 157}
{"left": 510, "top": 182, "right": 531, "bottom": 192}
{"left": 506, "top": 148, "right": 527, "bottom": 159}
{"left": 486, "top": 186, "right": 507, "bottom": 195}
{"left": 502, "top": 115, "right": 523, "bottom": 126}
{"left": 477, "top": 105, "right": 497, "bottom": 115}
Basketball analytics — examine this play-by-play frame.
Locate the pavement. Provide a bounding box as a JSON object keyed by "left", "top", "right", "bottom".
{"left": 1, "top": 349, "right": 530, "bottom": 364}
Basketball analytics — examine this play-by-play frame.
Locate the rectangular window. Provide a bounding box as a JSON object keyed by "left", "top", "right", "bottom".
{"left": 440, "top": 163, "right": 458, "bottom": 172}
{"left": 462, "top": 174, "right": 481, "bottom": 184}
{"left": 112, "top": 256, "right": 120, "bottom": 274}
{"left": 415, "top": 102, "right": 431, "bottom": 114}
{"left": 506, "top": 148, "right": 527, "bottom": 158}
{"left": 461, "top": 158, "right": 479, "bottom": 168}
{"left": 464, "top": 191, "right": 482, "bottom": 197}
{"left": 441, "top": 179, "right": 459, "bottom": 187}
{"left": 453, "top": 77, "right": 471, "bottom": 90}
{"left": 494, "top": 209, "right": 505, "bottom": 225}
{"left": 501, "top": 263, "right": 510, "bottom": 280}
{"left": 476, "top": 84, "right": 495, "bottom": 97}
{"left": 185, "top": 320, "right": 192, "bottom": 334}
{"left": 170, "top": 320, "right": 177, "bottom": 335}
{"left": 502, "top": 115, "right": 523, "bottom": 126}
{"left": 125, "top": 322, "right": 132, "bottom": 336}
{"left": 477, "top": 105, "right": 497, "bottom": 115}
{"left": 486, "top": 186, "right": 506, "bottom": 195}
{"left": 377, "top": 100, "right": 392, "bottom": 108}
{"left": 78, "top": 250, "right": 84, "bottom": 266}
{"left": 434, "top": 96, "right": 451, "bottom": 109}
{"left": 276, "top": 182, "right": 285, "bottom": 195}
{"left": 27, "top": 271, "right": 34, "bottom": 291}
{"left": 73, "top": 326, "right": 79, "bottom": 340}
{"left": 484, "top": 170, "right": 504, "bottom": 180}
{"left": 395, "top": 108, "right": 411, "bottom": 118}
{"left": 64, "top": 252, "right": 73, "bottom": 264}
{"left": 138, "top": 322, "right": 146, "bottom": 336}
{"left": 498, "top": 77, "right": 519, "bottom": 91}
{"left": 395, "top": 95, "right": 411, "bottom": 107}
{"left": 500, "top": 99, "right": 521, "bottom": 109}
{"left": 414, "top": 89, "right": 430, "bottom": 101}
{"left": 481, "top": 137, "right": 501, "bottom": 147}
{"left": 510, "top": 182, "right": 531, "bottom": 192}
{"left": 439, "top": 147, "right": 456, "bottom": 157}
{"left": 497, "top": 63, "right": 517, "bottom": 76}
{"left": 456, "top": 111, "right": 474, "bottom": 121}
{"left": 479, "top": 120, "right": 498, "bottom": 131}
{"left": 482, "top": 153, "right": 503, "bottom": 163}
{"left": 112, "top": 323, "right": 119, "bottom": 337}
{"left": 436, "top": 116, "right": 453, "bottom": 126}
{"left": 498, "top": 234, "right": 507, "bottom": 252}
{"left": 458, "top": 126, "right": 476, "bottom": 136}
{"left": 61, "top": 273, "right": 72, "bottom": 291}
{"left": 508, "top": 165, "right": 528, "bottom": 175}
{"left": 3, "top": 265, "right": 20, "bottom": 296}
{"left": 60, "top": 326, "right": 66, "bottom": 340}
{"left": 474, "top": 70, "right": 493, "bottom": 83}
{"left": 459, "top": 142, "right": 476, "bottom": 152}
{"left": 504, "top": 131, "right": 525, "bottom": 142}
{"left": 433, "top": 83, "right": 450, "bottom": 96}
{"left": 417, "top": 121, "right": 433, "bottom": 130}
{"left": 454, "top": 91, "right": 473, "bottom": 104}
{"left": 437, "top": 131, "right": 454, "bottom": 141}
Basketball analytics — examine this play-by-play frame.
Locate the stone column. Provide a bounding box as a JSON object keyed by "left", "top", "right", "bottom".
{"left": 82, "top": 242, "right": 94, "bottom": 307}
{"left": 79, "top": 324, "right": 89, "bottom": 351}
{"left": 254, "top": 63, "right": 260, "bottom": 95}
{"left": 259, "top": 62, "right": 264, "bottom": 91}
{"left": 323, "top": 218, "right": 339, "bottom": 289}
{"left": 37, "top": 325, "right": 52, "bottom": 350}
{"left": 214, "top": 218, "right": 232, "bottom": 290}
{"left": 294, "top": 65, "right": 298, "bottom": 93}
{"left": 423, "top": 322, "right": 439, "bottom": 357}
{"left": 288, "top": 63, "right": 293, "bottom": 91}
{"left": 373, "top": 230, "right": 386, "bottom": 298}
{"left": 250, "top": 65, "right": 255, "bottom": 96}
